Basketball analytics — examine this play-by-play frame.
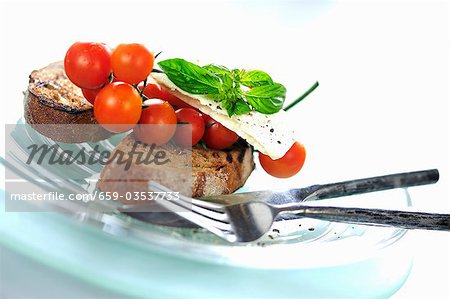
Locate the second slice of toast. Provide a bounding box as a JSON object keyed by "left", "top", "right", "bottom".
{"left": 24, "top": 62, "right": 111, "bottom": 143}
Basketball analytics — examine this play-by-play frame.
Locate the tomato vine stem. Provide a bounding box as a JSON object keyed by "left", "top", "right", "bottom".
{"left": 283, "top": 81, "right": 319, "bottom": 112}
{"left": 140, "top": 78, "right": 148, "bottom": 96}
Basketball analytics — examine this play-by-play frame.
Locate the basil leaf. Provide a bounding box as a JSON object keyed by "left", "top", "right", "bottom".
{"left": 221, "top": 100, "right": 236, "bottom": 117}
{"left": 234, "top": 98, "right": 252, "bottom": 115}
{"left": 220, "top": 98, "right": 252, "bottom": 117}
{"left": 231, "top": 69, "right": 245, "bottom": 82}
{"left": 158, "top": 58, "right": 221, "bottom": 94}
{"left": 222, "top": 73, "right": 234, "bottom": 90}
{"left": 203, "top": 64, "right": 230, "bottom": 76}
{"left": 241, "top": 70, "right": 273, "bottom": 87}
{"left": 244, "top": 83, "right": 286, "bottom": 114}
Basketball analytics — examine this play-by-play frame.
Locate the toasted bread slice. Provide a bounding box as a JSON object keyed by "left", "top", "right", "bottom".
{"left": 24, "top": 62, "right": 111, "bottom": 143}
{"left": 97, "top": 133, "right": 255, "bottom": 198}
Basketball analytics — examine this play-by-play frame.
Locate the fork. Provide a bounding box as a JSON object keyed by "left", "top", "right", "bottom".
{"left": 144, "top": 181, "right": 450, "bottom": 243}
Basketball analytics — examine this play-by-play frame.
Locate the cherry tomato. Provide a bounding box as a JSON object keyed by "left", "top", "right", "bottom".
{"left": 111, "top": 44, "right": 154, "bottom": 84}
{"left": 133, "top": 99, "right": 177, "bottom": 145}
{"left": 64, "top": 42, "right": 111, "bottom": 89}
{"left": 81, "top": 87, "right": 102, "bottom": 104}
{"left": 138, "top": 82, "right": 191, "bottom": 109}
{"left": 258, "top": 141, "right": 306, "bottom": 178}
{"left": 173, "top": 108, "right": 205, "bottom": 147}
{"left": 202, "top": 115, "right": 238, "bottom": 150}
{"left": 159, "top": 89, "right": 192, "bottom": 109}
{"left": 94, "top": 82, "right": 142, "bottom": 133}
{"left": 138, "top": 81, "right": 163, "bottom": 99}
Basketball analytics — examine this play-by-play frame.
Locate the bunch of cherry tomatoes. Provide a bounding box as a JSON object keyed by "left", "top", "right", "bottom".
{"left": 64, "top": 42, "right": 306, "bottom": 178}
{"left": 64, "top": 42, "right": 238, "bottom": 149}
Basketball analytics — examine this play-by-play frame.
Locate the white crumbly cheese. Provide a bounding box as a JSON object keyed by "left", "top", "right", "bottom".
{"left": 152, "top": 73, "right": 295, "bottom": 159}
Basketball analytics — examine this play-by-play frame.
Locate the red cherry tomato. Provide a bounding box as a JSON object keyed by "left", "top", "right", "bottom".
{"left": 138, "top": 81, "right": 163, "bottom": 98}
{"left": 159, "top": 89, "right": 192, "bottom": 109}
{"left": 133, "top": 99, "right": 177, "bottom": 145}
{"left": 138, "top": 82, "right": 191, "bottom": 109}
{"left": 202, "top": 115, "right": 238, "bottom": 150}
{"left": 81, "top": 87, "right": 102, "bottom": 104}
{"left": 94, "top": 82, "right": 142, "bottom": 133}
{"left": 111, "top": 44, "right": 154, "bottom": 84}
{"left": 258, "top": 141, "right": 306, "bottom": 178}
{"left": 64, "top": 42, "right": 111, "bottom": 89}
{"left": 173, "top": 108, "right": 205, "bottom": 147}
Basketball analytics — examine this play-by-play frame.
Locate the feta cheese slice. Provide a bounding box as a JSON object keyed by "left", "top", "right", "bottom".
{"left": 152, "top": 73, "right": 295, "bottom": 159}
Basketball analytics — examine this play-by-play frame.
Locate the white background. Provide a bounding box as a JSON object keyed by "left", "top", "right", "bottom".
{"left": 0, "top": 0, "right": 449, "bottom": 298}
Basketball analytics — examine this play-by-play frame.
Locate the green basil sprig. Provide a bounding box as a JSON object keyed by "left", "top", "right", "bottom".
{"left": 241, "top": 70, "right": 273, "bottom": 87}
{"left": 158, "top": 58, "right": 221, "bottom": 94}
{"left": 158, "top": 58, "right": 286, "bottom": 116}
{"left": 245, "top": 83, "right": 286, "bottom": 114}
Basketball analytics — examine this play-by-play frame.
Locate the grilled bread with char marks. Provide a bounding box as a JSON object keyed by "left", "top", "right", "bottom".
{"left": 97, "top": 133, "right": 254, "bottom": 198}
{"left": 24, "top": 62, "right": 111, "bottom": 143}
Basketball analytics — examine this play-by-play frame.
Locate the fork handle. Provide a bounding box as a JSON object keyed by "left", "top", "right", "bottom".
{"left": 277, "top": 205, "right": 450, "bottom": 231}
{"left": 304, "top": 169, "right": 439, "bottom": 201}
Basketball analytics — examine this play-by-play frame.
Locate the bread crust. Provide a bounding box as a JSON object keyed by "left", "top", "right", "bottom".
{"left": 24, "top": 62, "right": 111, "bottom": 143}
{"left": 97, "top": 133, "right": 255, "bottom": 198}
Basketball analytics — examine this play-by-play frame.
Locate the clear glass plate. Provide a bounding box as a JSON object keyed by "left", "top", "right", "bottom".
{"left": 0, "top": 120, "right": 413, "bottom": 298}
